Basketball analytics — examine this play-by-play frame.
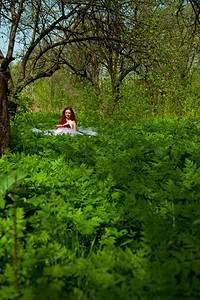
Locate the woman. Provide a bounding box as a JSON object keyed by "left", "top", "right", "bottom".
{"left": 58, "top": 107, "right": 77, "bottom": 130}
{"left": 31, "top": 107, "right": 97, "bottom": 136}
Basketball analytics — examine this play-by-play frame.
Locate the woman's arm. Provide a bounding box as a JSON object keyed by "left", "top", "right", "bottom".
{"left": 73, "top": 120, "right": 77, "bottom": 130}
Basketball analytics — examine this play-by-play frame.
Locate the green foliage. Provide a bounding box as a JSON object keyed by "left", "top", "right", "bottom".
{"left": 1, "top": 113, "right": 200, "bottom": 299}
{"left": 31, "top": 75, "right": 69, "bottom": 111}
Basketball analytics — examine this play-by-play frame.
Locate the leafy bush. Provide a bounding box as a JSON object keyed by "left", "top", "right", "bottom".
{"left": 1, "top": 113, "right": 200, "bottom": 299}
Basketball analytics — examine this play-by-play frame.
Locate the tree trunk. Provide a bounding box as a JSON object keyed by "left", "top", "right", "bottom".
{"left": 105, "top": 83, "right": 120, "bottom": 118}
{"left": 0, "top": 71, "right": 10, "bottom": 157}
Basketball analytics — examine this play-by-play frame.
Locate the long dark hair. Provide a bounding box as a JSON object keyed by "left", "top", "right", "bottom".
{"left": 59, "top": 107, "right": 76, "bottom": 124}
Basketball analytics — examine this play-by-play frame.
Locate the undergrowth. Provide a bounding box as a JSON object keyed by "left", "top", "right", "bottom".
{"left": 0, "top": 113, "right": 200, "bottom": 299}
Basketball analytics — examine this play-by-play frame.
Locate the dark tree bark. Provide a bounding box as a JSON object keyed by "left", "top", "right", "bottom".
{"left": 0, "top": 50, "right": 16, "bottom": 118}
{"left": 0, "top": 71, "right": 10, "bottom": 157}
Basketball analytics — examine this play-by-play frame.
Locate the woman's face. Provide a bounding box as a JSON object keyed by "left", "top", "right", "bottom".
{"left": 65, "top": 109, "right": 72, "bottom": 120}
